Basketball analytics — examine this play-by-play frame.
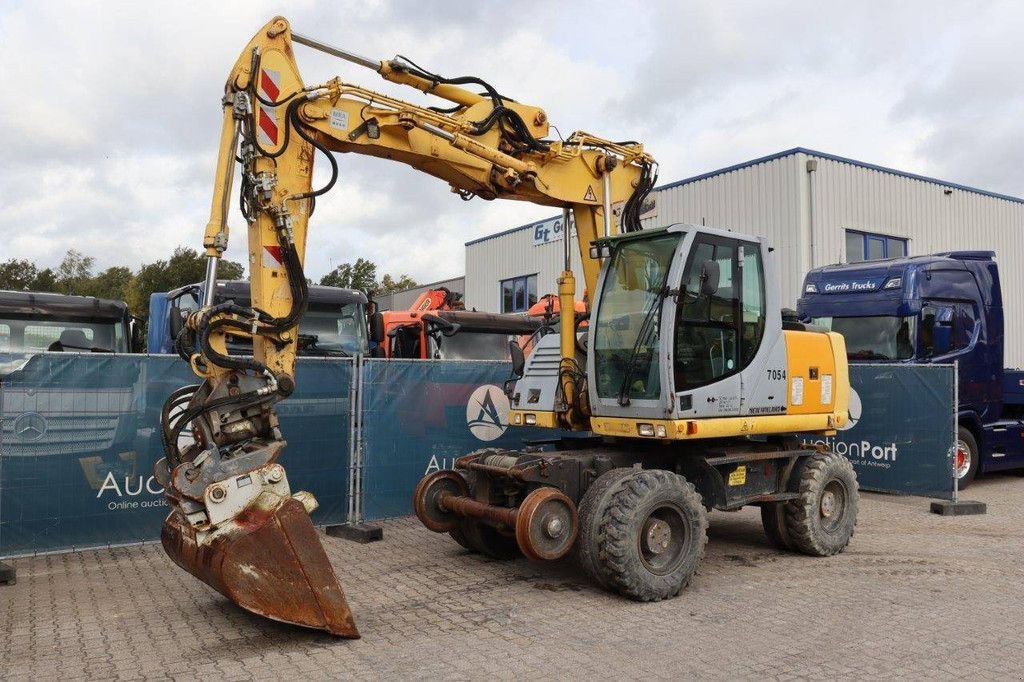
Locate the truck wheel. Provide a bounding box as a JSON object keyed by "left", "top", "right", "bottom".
{"left": 599, "top": 469, "right": 708, "bottom": 602}
{"left": 955, "top": 426, "right": 979, "bottom": 489}
{"left": 785, "top": 452, "right": 858, "bottom": 557}
{"left": 575, "top": 468, "right": 635, "bottom": 588}
{"left": 760, "top": 503, "right": 792, "bottom": 550}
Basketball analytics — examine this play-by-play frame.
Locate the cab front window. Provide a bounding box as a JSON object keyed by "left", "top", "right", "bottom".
{"left": 593, "top": 233, "right": 680, "bottom": 402}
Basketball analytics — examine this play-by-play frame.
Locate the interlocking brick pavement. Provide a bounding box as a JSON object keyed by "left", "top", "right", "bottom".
{"left": 3, "top": 475, "right": 1024, "bottom": 680}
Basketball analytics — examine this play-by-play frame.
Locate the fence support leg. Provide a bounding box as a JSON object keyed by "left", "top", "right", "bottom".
{"left": 326, "top": 523, "right": 383, "bottom": 543}
{"left": 930, "top": 361, "right": 986, "bottom": 516}
{"left": 0, "top": 561, "right": 15, "bottom": 586}
{"left": 930, "top": 499, "right": 986, "bottom": 516}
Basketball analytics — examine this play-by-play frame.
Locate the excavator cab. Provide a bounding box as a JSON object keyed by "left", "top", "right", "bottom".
{"left": 508, "top": 224, "right": 846, "bottom": 435}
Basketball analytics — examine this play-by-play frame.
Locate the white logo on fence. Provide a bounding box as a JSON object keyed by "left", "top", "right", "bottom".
{"left": 839, "top": 387, "right": 862, "bottom": 431}
{"left": 466, "top": 384, "right": 509, "bottom": 441}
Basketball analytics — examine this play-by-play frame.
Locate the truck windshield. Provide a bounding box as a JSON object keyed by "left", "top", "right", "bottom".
{"left": 0, "top": 316, "right": 128, "bottom": 353}
{"left": 593, "top": 233, "right": 681, "bottom": 400}
{"left": 435, "top": 332, "right": 512, "bottom": 360}
{"left": 300, "top": 305, "right": 368, "bottom": 356}
{"left": 811, "top": 316, "right": 916, "bottom": 361}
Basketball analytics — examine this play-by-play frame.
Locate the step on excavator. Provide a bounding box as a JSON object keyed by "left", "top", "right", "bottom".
{"left": 159, "top": 16, "right": 859, "bottom": 638}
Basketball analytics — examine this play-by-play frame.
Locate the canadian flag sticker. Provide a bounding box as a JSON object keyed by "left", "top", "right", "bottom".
{"left": 262, "top": 245, "right": 284, "bottom": 268}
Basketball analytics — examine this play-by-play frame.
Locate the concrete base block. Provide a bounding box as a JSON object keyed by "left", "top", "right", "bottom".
{"left": 0, "top": 561, "right": 15, "bottom": 586}
{"left": 326, "top": 523, "right": 384, "bottom": 543}
{"left": 930, "top": 499, "right": 987, "bottom": 516}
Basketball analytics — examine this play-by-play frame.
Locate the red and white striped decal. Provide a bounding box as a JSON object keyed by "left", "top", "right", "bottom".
{"left": 262, "top": 245, "right": 284, "bottom": 268}
{"left": 257, "top": 68, "right": 281, "bottom": 147}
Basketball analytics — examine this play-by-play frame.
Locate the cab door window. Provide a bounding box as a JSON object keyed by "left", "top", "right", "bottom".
{"left": 674, "top": 238, "right": 765, "bottom": 391}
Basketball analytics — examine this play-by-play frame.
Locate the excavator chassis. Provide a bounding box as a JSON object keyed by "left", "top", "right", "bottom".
{"left": 415, "top": 438, "right": 859, "bottom": 600}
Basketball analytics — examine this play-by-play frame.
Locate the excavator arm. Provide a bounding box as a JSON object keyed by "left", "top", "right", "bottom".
{"left": 157, "top": 16, "right": 655, "bottom": 638}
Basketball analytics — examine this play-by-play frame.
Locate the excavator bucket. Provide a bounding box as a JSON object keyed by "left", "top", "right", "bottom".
{"left": 161, "top": 491, "right": 360, "bottom": 638}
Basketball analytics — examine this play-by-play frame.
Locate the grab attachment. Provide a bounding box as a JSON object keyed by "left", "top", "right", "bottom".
{"left": 158, "top": 458, "right": 360, "bottom": 638}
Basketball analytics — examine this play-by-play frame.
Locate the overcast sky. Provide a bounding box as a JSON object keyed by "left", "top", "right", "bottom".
{"left": 2, "top": 1, "right": 1021, "bottom": 284}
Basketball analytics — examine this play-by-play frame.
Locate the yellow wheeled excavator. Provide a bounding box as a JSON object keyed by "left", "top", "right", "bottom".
{"left": 159, "top": 16, "right": 858, "bottom": 638}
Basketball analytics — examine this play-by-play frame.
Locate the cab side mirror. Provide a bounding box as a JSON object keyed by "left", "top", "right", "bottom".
{"left": 168, "top": 306, "right": 185, "bottom": 340}
{"left": 700, "top": 259, "right": 720, "bottom": 296}
{"left": 509, "top": 340, "right": 526, "bottom": 378}
{"left": 130, "top": 316, "right": 144, "bottom": 353}
{"left": 369, "top": 312, "right": 386, "bottom": 344}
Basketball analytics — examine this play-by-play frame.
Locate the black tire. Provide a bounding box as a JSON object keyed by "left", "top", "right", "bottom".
{"left": 448, "top": 523, "right": 473, "bottom": 550}
{"left": 599, "top": 469, "right": 708, "bottom": 602}
{"left": 955, "top": 426, "right": 980, "bottom": 489}
{"left": 575, "top": 468, "right": 636, "bottom": 588}
{"left": 785, "top": 452, "right": 858, "bottom": 557}
{"left": 760, "top": 502, "right": 792, "bottom": 550}
{"left": 461, "top": 520, "right": 520, "bottom": 560}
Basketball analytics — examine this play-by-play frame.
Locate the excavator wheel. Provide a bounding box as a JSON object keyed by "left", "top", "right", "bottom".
{"left": 413, "top": 470, "right": 470, "bottom": 533}
{"left": 575, "top": 468, "right": 636, "bottom": 588}
{"left": 515, "top": 487, "right": 578, "bottom": 561}
{"left": 460, "top": 520, "right": 520, "bottom": 560}
{"left": 598, "top": 469, "right": 708, "bottom": 602}
{"left": 760, "top": 503, "right": 793, "bottom": 550}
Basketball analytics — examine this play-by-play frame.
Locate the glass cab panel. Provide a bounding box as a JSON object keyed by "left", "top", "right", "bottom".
{"left": 674, "top": 235, "right": 765, "bottom": 393}
{"left": 592, "top": 233, "right": 681, "bottom": 403}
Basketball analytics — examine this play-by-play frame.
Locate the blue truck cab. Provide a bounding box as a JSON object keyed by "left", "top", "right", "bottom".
{"left": 798, "top": 251, "right": 1024, "bottom": 486}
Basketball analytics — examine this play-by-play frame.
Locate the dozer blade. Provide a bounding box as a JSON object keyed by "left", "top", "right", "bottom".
{"left": 161, "top": 491, "right": 360, "bottom": 638}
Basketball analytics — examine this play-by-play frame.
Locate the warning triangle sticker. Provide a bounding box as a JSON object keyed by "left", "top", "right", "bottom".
{"left": 583, "top": 185, "right": 597, "bottom": 202}
{"left": 262, "top": 245, "right": 284, "bottom": 268}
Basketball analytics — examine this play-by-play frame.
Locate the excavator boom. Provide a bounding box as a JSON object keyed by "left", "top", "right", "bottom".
{"left": 158, "top": 16, "right": 655, "bottom": 637}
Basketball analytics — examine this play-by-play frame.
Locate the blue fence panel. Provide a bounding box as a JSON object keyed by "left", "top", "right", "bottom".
{"left": 280, "top": 358, "right": 354, "bottom": 526}
{"left": 360, "top": 359, "right": 570, "bottom": 521}
{"left": 0, "top": 353, "right": 353, "bottom": 557}
{"left": 803, "top": 364, "right": 955, "bottom": 499}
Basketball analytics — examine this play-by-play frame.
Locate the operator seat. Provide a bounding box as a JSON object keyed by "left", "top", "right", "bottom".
{"left": 48, "top": 329, "right": 90, "bottom": 352}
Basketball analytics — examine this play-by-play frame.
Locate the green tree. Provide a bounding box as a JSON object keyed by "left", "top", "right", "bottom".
{"left": 30, "top": 268, "right": 59, "bottom": 292}
{"left": 126, "top": 247, "right": 244, "bottom": 321}
{"left": 377, "top": 273, "right": 418, "bottom": 295}
{"left": 55, "top": 250, "right": 96, "bottom": 295}
{"left": 0, "top": 259, "right": 38, "bottom": 291}
{"left": 87, "top": 266, "right": 134, "bottom": 302}
{"left": 320, "top": 258, "right": 378, "bottom": 291}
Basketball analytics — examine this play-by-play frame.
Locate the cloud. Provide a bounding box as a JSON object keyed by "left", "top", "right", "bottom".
{"left": 1, "top": 0, "right": 1022, "bottom": 291}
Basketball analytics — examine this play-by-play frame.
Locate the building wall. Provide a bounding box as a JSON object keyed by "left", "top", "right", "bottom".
{"left": 464, "top": 222, "right": 584, "bottom": 312}
{"left": 464, "top": 149, "right": 1024, "bottom": 365}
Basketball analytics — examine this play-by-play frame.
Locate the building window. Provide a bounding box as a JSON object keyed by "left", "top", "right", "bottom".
{"left": 501, "top": 275, "right": 537, "bottom": 313}
{"left": 845, "top": 230, "right": 907, "bottom": 263}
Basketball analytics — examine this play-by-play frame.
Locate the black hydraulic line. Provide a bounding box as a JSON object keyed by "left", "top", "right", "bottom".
{"left": 287, "top": 104, "right": 339, "bottom": 200}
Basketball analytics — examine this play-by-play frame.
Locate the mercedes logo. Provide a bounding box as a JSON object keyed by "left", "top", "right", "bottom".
{"left": 14, "top": 412, "right": 47, "bottom": 441}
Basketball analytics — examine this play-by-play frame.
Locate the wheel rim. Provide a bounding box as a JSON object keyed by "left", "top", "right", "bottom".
{"left": 955, "top": 439, "right": 971, "bottom": 479}
{"left": 638, "top": 504, "right": 688, "bottom": 575}
{"left": 819, "top": 479, "right": 848, "bottom": 534}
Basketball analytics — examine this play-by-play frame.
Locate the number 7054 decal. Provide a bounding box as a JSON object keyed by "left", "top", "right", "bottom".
{"left": 766, "top": 368, "right": 787, "bottom": 381}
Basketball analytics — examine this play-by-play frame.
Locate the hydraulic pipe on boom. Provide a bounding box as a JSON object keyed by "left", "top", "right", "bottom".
{"left": 157, "top": 16, "right": 655, "bottom": 638}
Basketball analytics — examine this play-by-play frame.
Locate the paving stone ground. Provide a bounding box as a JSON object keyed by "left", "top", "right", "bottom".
{"left": 3, "top": 474, "right": 1024, "bottom": 680}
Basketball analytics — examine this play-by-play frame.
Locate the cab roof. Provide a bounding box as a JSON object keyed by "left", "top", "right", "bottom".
{"left": 0, "top": 290, "right": 128, "bottom": 319}
{"left": 806, "top": 251, "right": 995, "bottom": 279}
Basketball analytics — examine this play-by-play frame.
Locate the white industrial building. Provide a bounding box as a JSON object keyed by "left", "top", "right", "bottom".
{"left": 463, "top": 147, "right": 1024, "bottom": 362}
